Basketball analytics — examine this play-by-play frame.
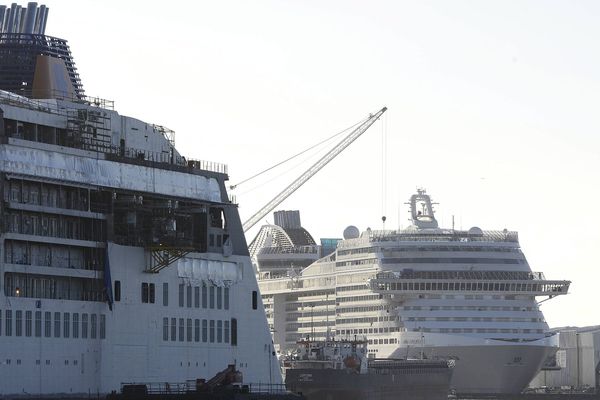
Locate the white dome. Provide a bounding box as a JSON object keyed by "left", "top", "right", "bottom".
{"left": 468, "top": 226, "right": 483, "bottom": 236}
{"left": 343, "top": 225, "right": 360, "bottom": 239}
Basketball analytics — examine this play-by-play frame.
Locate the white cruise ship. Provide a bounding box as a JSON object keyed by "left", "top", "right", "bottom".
{"left": 255, "top": 190, "right": 570, "bottom": 395}
{"left": 0, "top": 3, "right": 279, "bottom": 396}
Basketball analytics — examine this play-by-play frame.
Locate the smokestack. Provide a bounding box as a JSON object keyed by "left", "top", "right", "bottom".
{"left": 18, "top": 5, "right": 26, "bottom": 33}
{"left": 23, "top": 2, "right": 37, "bottom": 34}
{"left": 6, "top": 3, "right": 16, "bottom": 33}
{"left": 33, "top": 4, "right": 45, "bottom": 34}
{"left": 0, "top": 6, "right": 6, "bottom": 32}
{"left": 40, "top": 5, "right": 48, "bottom": 35}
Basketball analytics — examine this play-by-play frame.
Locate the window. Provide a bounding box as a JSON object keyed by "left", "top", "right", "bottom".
{"left": 25, "top": 311, "right": 32, "bottom": 337}
{"left": 163, "top": 283, "right": 168, "bottom": 306}
{"left": 64, "top": 313, "right": 70, "bottom": 338}
{"left": 179, "top": 318, "right": 184, "bottom": 341}
{"left": 141, "top": 283, "right": 149, "bottom": 303}
{"left": 186, "top": 318, "right": 192, "bottom": 342}
{"left": 252, "top": 291, "right": 258, "bottom": 310}
{"left": 186, "top": 285, "right": 192, "bottom": 308}
{"left": 202, "top": 284, "right": 207, "bottom": 308}
{"left": 224, "top": 288, "right": 229, "bottom": 310}
{"left": 231, "top": 318, "right": 237, "bottom": 346}
{"left": 163, "top": 318, "right": 169, "bottom": 341}
{"left": 82, "top": 313, "right": 88, "bottom": 338}
{"left": 114, "top": 280, "right": 121, "bottom": 302}
{"left": 170, "top": 318, "right": 176, "bottom": 341}
{"left": 209, "top": 320, "right": 215, "bottom": 342}
{"left": 54, "top": 312, "right": 61, "bottom": 337}
{"left": 217, "top": 287, "right": 222, "bottom": 309}
{"left": 210, "top": 286, "right": 215, "bottom": 309}
{"left": 149, "top": 283, "right": 155, "bottom": 304}
{"left": 224, "top": 320, "right": 230, "bottom": 343}
{"left": 194, "top": 319, "right": 200, "bottom": 342}
{"left": 194, "top": 287, "right": 200, "bottom": 308}
{"left": 217, "top": 320, "right": 222, "bottom": 343}
{"left": 178, "top": 284, "right": 184, "bottom": 307}
{"left": 5, "top": 310, "right": 12, "bottom": 336}
{"left": 44, "top": 311, "right": 51, "bottom": 337}
{"left": 15, "top": 310, "right": 22, "bottom": 336}
{"left": 72, "top": 313, "right": 79, "bottom": 338}
{"left": 202, "top": 319, "right": 207, "bottom": 342}
{"left": 35, "top": 311, "right": 42, "bottom": 337}
{"left": 91, "top": 314, "right": 97, "bottom": 339}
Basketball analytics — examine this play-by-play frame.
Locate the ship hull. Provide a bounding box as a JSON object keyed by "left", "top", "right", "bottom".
{"left": 388, "top": 333, "right": 558, "bottom": 395}
{"left": 285, "top": 367, "right": 451, "bottom": 400}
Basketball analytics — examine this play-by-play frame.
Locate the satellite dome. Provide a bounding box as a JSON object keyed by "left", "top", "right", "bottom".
{"left": 468, "top": 226, "right": 483, "bottom": 236}
{"left": 343, "top": 225, "right": 360, "bottom": 239}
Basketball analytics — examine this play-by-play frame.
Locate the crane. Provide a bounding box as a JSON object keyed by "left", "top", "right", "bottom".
{"left": 242, "top": 106, "right": 387, "bottom": 232}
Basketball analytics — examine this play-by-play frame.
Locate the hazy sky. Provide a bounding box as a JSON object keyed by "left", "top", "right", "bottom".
{"left": 44, "top": 0, "right": 599, "bottom": 327}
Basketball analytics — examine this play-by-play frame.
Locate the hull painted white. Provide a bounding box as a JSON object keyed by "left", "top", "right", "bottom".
{"left": 385, "top": 332, "right": 558, "bottom": 394}
{"left": 0, "top": 243, "right": 281, "bottom": 396}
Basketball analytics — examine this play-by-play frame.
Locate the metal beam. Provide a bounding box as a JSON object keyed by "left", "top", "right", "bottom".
{"left": 242, "top": 107, "right": 387, "bottom": 232}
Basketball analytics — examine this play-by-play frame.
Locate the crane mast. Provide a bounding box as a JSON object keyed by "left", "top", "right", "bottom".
{"left": 242, "top": 106, "right": 387, "bottom": 232}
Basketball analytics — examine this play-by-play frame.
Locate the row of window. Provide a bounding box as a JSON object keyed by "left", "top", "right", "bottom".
{"left": 2, "top": 359, "right": 79, "bottom": 366}
{"left": 381, "top": 245, "right": 520, "bottom": 253}
{"left": 338, "top": 326, "right": 545, "bottom": 336}
{"left": 381, "top": 257, "right": 522, "bottom": 265}
{"left": 162, "top": 317, "right": 237, "bottom": 345}
{"left": 177, "top": 283, "right": 231, "bottom": 310}
{"left": 408, "top": 327, "right": 545, "bottom": 334}
{"left": 376, "top": 281, "right": 563, "bottom": 293}
{"left": 113, "top": 281, "right": 234, "bottom": 311}
{"left": 3, "top": 210, "right": 105, "bottom": 242}
{"left": 403, "top": 305, "right": 536, "bottom": 312}
{"left": 338, "top": 327, "right": 403, "bottom": 335}
{"left": 4, "top": 239, "right": 104, "bottom": 271}
{"left": 403, "top": 316, "right": 545, "bottom": 323}
{"left": 335, "top": 258, "right": 377, "bottom": 267}
{"left": 0, "top": 309, "right": 106, "bottom": 339}
{"left": 5, "top": 272, "right": 105, "bottom": 302}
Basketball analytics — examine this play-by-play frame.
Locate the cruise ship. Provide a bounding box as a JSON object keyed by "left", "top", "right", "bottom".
{"left": 0, "top": 3, "right": 279, "bottom": 396}
{"left": 254, "top": 191, "right": 571, "bottom": 395}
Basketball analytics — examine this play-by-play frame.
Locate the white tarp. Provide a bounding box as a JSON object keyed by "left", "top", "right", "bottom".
{"left": 177, "top": 257, "right": 242, "bottom": 287}
{"left": 0, "top": 144, "right": 221, "bottom": 202}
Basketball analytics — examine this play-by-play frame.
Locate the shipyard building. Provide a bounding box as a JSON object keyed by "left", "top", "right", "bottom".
{"left": 530, "top": 325, "right": 600, "bottom": 391}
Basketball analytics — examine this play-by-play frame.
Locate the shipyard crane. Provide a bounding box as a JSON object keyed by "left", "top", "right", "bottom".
{"left": 242, "top": 106, "right": 387, "bottom": 232}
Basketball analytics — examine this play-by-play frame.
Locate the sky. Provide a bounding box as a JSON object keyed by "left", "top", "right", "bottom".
{"left": 43, "top": 0, "right": 600, "bottom": 328}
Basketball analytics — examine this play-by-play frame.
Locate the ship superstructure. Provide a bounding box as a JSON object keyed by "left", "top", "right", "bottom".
{"left": 0, "top": 3, "right": 279, "bottom": 396}
{"left": 256, "top": 189, "right": 570, "bottom": 394}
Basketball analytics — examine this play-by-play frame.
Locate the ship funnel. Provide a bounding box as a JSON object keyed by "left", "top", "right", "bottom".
{"left": 0, "top": 6, "right": 6, "bottom": 32}
{"left": 23, "top": 2, "right": 37, "bottom": 34}
{"left": 0, "top": 3, "right": 49, "bottom": 34}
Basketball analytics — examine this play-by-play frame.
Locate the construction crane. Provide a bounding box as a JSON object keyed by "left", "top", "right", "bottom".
{"left": 242, "top": 106, "right": 387, "bottom": 232}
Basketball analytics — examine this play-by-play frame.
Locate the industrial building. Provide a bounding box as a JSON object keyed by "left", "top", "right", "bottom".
{"left": 530, "top": 325, "right": 600, "bottom": 391}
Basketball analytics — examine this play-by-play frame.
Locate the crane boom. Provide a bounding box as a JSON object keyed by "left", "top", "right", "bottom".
{"left": 242, "top": 106, "right": 387, "bottom": 232}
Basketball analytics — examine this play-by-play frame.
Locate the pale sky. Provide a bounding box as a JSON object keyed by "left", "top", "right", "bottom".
{"left": 44, "top": 0, "right": 599, "bottom": 328}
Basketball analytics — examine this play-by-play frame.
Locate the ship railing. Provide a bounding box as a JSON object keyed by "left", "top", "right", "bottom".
{"left": 368, "top": 273, "right": 570, "bottom": 297}
{"left": 0, "top": 87, "right": 114, "bottom": 110}
{"left": 246, "top": 383, "right": 289, "bottom": 394}
{"left": 102, "top": 144, "right": 228, "bottom": 175}
{"left": 367, "top": 229, "right": 519, "bottom": 243}
{"left": 374, "top": 270, "right": 548, "bottom": 281}
{"left": 258, "top": 245, "right": 320, "bottom": 255}
{"left": 120, "top": 382, "right": 289, "bottom": 395}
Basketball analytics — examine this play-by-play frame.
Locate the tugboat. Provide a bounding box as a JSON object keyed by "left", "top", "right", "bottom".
{"left": 283, "top": 337, "right": 453, "bottom": 400}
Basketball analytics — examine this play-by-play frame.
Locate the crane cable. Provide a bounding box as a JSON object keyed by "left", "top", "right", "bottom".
{"left": 229, "top": 117, "right": 368, "bottom": 190}
{"left": 381, "top": 113, "right": 387, "bottom": 229}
